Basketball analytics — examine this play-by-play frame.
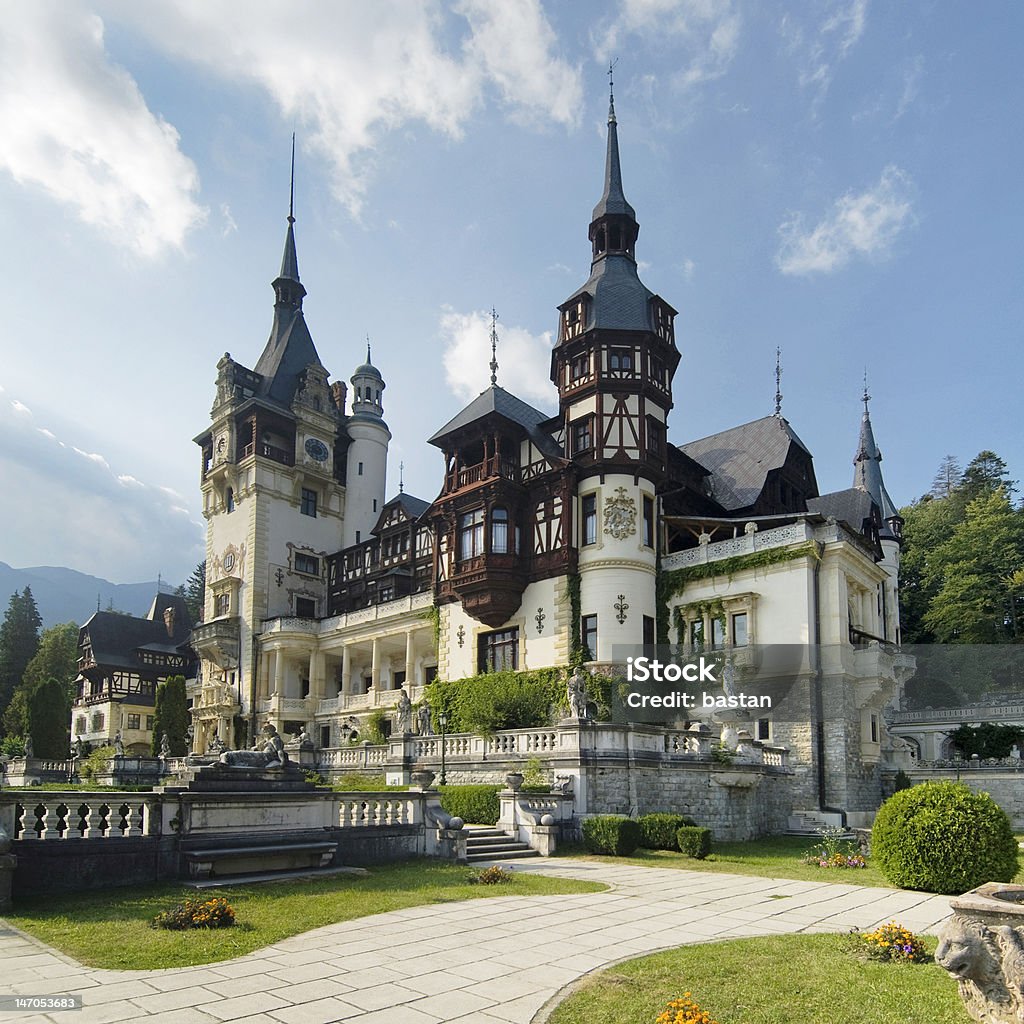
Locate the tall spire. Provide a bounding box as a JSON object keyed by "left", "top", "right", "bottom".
{"left": 278, "top": 133, "right": 301, "bottom": 285}
{"left": 489, "top": 307, "right": 499, "bottom": 386}
{"left": 774, "top": 347, "right": 783, "bottom": 417}
{"left": 592, "top": 60, "right": 635, "bottom": 225}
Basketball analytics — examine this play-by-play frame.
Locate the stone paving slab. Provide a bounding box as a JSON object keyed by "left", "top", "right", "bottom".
{"left": 0, "top": 859, "right": 953, "bottom": 1024}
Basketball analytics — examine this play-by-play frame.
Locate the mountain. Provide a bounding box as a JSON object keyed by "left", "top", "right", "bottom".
{"left": 0, "top": 562, "right": 173, "bottom": 629}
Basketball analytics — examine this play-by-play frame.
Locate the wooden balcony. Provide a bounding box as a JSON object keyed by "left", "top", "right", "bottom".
{"left": 444, "top": 455, "right": 518, "bottom": 493}
{"left": 241, "top": 442, "right": 294, "bottom": 467}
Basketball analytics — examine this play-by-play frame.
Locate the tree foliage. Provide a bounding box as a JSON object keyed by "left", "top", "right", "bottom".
{"left": 0, "top": 587, "right": 42, "bottom": 736}
{"left": 151, "top": 675, "right": 189, "bottom": 756}
{"left": 27, "top": 677, "right": 69, "bottom": 759}
{"left": 899, "top": 451, "right": 1023, "bottom": 645}
{"left": 2, "top": 622, "right": 79, "bottom": 736}
{"left": 175, "top": 561, "right": 206, "bottom": 623}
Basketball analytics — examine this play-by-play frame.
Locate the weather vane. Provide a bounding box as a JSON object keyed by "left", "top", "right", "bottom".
{"left": 399, "top": 461, "right": 404, "bottom": 493}
{"left": 608, "top": 58, "right": 619, "bottom": 120}
{"left": 862, "top": 369, "right": 871, "bottom": 411}
{"left": 489, "top": 307, "right": 499, "bottom": 386}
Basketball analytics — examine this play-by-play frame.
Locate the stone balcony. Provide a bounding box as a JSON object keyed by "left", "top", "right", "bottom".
{"left": 190, "top": 616, "right": 241, "bottom": 668}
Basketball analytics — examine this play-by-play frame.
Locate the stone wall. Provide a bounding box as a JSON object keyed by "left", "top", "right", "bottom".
{"left": 894, "top": 768, "right": 1024, "bottom": 830}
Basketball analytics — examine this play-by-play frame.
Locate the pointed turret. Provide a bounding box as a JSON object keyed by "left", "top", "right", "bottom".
{"left": 254, "top": 141, "right": 324, "bottom": 407}
{"left": 852, "top": 386, "right": 902, "bottom": 540}
{"left": 591, "top": 79, "right": 636, "bottom": 225}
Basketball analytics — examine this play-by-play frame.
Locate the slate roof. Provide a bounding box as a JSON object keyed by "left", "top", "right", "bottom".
{"left": 852, "top": 407, "right": 900, "bottom": 536}
{"left": 427, "top": 386, "right": 560, "bottom": 458}
{"left": 564, "top": 255, "right": 656, "bottom": 333}
{"left": 807, "top": 488, "right": 875, "bottom": 532}
{"left": 592, "top": 104, "right": 635, "bottom": 222}
{"left": 373, "top": 492, "right": 430, "bottom": 533}
{"left": 81, "top": 594, "right": 193, "bottom": 673}
{"left": 680, "top": 415, "right": 813, "bottom": 511}
{"left": 253, "top": 306, "right": 322, "bottom": 407}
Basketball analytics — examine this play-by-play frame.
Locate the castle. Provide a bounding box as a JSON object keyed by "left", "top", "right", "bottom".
{"left": 176, "top": 89, "right": 914, "bottom": 829}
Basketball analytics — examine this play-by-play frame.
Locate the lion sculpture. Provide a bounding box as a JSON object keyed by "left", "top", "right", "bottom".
{"left": 935, "top": 915, "right": 1024, "bottom": 1023}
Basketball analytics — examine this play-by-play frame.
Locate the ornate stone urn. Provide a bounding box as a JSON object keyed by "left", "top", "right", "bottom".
{"left": 410, "top": 768, "right": 436, "bottom": 790}
{"left": 936, "top": 882, "right": 1024, "bottom": 1023}
{"left": 505, "top": 772, "right": 524, "bottom": 792}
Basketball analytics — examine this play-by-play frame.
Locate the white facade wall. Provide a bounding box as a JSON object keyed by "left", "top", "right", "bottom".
{"left": 342, "top": 420, "right": 390, "bottom": 547}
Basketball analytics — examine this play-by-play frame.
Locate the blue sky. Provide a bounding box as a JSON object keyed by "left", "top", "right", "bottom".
{"left": 1, "top": 1, "right": 1021, "bottom": 585}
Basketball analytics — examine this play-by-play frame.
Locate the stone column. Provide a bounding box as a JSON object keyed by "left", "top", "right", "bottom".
{"left": 405, "top": 630, "right": 416, "bottom": 687}
{"left": 371, "top": 637, "right": 381, "bottom": 691}
{"left": 273, "top": 649, "right": 285, "bottom": 696}
{"left": 341, "top": 645, "right": 351, "bottom": 696}
{"left": 309, "top": 649, "right": 325, "bottom": 703}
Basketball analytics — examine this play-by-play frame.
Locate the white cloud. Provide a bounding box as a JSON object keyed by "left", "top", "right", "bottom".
{"left": 595, "top": 0, "right": 741, "bottom": 91}
{"left": 895, "top": 55, "right": 924, "bottom": 121}
{"left": 776, "top": 165, "right": 914, "bottom": 276}
{"left": 782, "top": 0, "right": 868, "bottom": 108}
{"left": 440, "top": 308, "right": 555, "bottom": 408}
{"left": 109, "top": 0, "right": 581, "bottom": 216}
{"left": 0, "top": 1, "right": 205, "bottom": 257}
{"left": 681, "top": 258, "right": 696, "bottom": 280}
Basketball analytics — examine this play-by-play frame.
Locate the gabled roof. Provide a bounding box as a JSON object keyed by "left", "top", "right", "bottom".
{"left": 80, "top": 594, "right": 194, "bottom": 673}
{"left": 680, "top": 415, "right": 813, "bottom": 511}
{"left": 372, "top": 492, "right": 431, "bottom": 534}
{"left": 428, "top": 385, "right": 560, "bottom": 458}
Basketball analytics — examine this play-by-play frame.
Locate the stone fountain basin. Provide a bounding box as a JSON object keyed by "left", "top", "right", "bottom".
{"left": 949, "top": 882, "right": 1024, "bottom": 927}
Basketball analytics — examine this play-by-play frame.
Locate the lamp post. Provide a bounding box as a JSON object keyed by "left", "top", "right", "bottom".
{"left": 438, "top": 711, "right": 448, "bottom": 785}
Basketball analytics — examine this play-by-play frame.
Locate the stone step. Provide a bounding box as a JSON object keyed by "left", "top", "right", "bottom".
{"left": 466, "top": 848, "right": 541, "bottom": 862}
{"left": 466, "top": 835, "right": 523, "bottom": 847}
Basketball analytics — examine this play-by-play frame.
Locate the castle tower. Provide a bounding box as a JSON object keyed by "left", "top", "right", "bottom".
{"left": 549, "top": 79, "right": 681, "bottom": 656}
{"left": 192, "top": 165, "right": 346, "bottom": 748}
{"left": 852, "top": 386, "right": 904, "bottom": 642}
{"left": 342, "top": 344, "right": 391, "bottom": 547}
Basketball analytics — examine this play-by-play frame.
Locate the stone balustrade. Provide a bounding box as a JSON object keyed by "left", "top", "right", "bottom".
{"left": 1, "top": 793, "right": 157, "bottom": 841}
{"left": 318, "top": 744, "right": 390, "bottom": 769}
{"left": 337, "top": 795, "right": 422, "bottom": 827}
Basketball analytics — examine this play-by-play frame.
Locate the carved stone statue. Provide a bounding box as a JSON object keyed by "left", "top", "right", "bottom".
{"left": 417, "top": 703, "right": 433, "bottom": 736}
{"left": 295, "top": 727, "right": 314, "bottom": 751}
{"left": 207, "top": 733, "right": 227, "bottom": 754}
{"left": 566, "top": 670, "right": 589, "bottom": 719}
{"left": 552, "top": 774, "right": 574, "bottom": 795}
{"left": 219, "top": 723, "right": 289, "bottom": 769}
{"left": 159, "top": 732, "right": 171, "bottom": 758}
{"left": 113, "top": 731, "right": 125, "bottom": 756}
{"left": 936, "top": 916, "right": 1024, "bottom": 1024}
{"left": 22, "top": 734, "right": 33, "bottom": 759}
{"left": 71, "top": 737, "right": 84, "bottom": 759}
{"left": 394, "top": 688, "right": 413, "bottom": 734}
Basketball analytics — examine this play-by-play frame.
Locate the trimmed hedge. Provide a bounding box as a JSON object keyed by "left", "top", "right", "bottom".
{"left": 638, "top": 813, "right": 695, "bottom": 850}
{"left": 676, "top": 826, "right": 712, "bottom": 859}
{"left": 872, "top": 781, "right": 1018, "bottom": 894}
{"left": 438, "top": 785, "right": 501, "bottom": 825}
{"left": 582, "top": 815, "right": 642, "bottom": 856}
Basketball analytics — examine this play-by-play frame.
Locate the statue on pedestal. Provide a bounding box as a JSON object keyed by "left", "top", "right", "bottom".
{"left": 219, "top": 723, "right": 289, "bottom": 769}
{"left": 566, "top": 670, "right": 590, "bottom": 720}
{"left": 22, "top": 734, "right": 33, "bottom": 759}
{"left": 113, "top": 731, "right": 125, "bottom": 757}
{"left": 159, "top": 732, "right": 171, "bottom": 758}
{"left": 417, "top": 703, "right": 434, "bottom": 736}
{"left": 394, "top": 688, "right": 413, "bottom": 734}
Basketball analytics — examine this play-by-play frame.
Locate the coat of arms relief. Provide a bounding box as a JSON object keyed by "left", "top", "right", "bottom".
{"left": 603, "top": 486, "right": 637, "bottom": 540}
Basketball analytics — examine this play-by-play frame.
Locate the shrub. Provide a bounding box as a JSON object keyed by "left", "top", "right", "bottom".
{"left": 582, "top": 815, "right": 642, "bottom": 856}
{"left": 656, "top": 993, "right": 719, "bottom": 1024}
{"left": 521, "top": 755, "right": 549, "bottom": 792}
{"left": 858, "top": 922, "right": 928, "bottom": 964}
{"left": 872, "top": 781, "right": 1018, "bottom": 894}
{"left": 676, "top": 826, "right": 712, "bottom": 859}
{"left": 892, "top": 769, "right": 913, "bottom": 792}
{"left": 638, "top": 813, "right": 694, "bottom": 850}
{"left": 80, "top": 745, "right": 115, "bottom": 782}
{"left": 439, "top": 785, "right": 500, "bottom": 825}
{"left": 473, "top": 865, "right": 515, "bottom": 885}
{"left": 364, "top": 710, "right": 388, "bottom": 745}
{"left": 152, "top": 897, "right": 235, "bottom": 930}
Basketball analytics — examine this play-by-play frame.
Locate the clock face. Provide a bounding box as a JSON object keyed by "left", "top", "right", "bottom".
{"left": 304, "top": 437, "right": 329, "bottom": 462}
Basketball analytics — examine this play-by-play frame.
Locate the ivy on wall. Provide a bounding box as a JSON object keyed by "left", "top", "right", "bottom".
{"left": 657, "top": 541, "right": 821, "bottom": 645}
{"left": 567, "top": 570, "right": 587, "bottom": 667}
{"left": 422, "top": 603, "right": 441, "bottom": 656}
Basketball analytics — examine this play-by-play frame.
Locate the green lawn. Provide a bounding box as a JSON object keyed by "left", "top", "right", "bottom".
{"left": 547, "top": 934, "right": 971, "bottom": 1024}
{"left": 561, "top": 834, "right": 1024, "bottom": 889}
{"left": 6, "top": 860, "right": 604, "bottom": 971}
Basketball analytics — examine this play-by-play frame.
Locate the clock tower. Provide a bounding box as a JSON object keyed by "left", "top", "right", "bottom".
{"left": 191, "top": 196, "right": 349, "bottom": 749}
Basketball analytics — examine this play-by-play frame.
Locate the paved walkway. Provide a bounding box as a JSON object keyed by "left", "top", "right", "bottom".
{"left": 0, "top": 860, "right": 952, "bottom": 1024}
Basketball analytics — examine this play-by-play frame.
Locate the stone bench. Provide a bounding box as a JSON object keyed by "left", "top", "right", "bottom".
{"left": 183, "top": 840, "right": 337, "bottom": 880}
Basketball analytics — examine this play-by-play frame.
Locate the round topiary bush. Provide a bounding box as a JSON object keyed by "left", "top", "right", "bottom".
{"left": 872, "top": 781, "right": 1018, "bottom": 894}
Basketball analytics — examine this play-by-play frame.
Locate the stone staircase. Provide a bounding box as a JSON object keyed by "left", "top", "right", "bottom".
{"left": 786, "top": 809, "right": 850, "bottom": 836}
{"left": 464, "top": 826, "right": 540, "bottom": 863}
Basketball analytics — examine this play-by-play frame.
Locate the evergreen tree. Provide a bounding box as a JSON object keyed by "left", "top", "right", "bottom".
{"left": 0, "top": 588, "right": 42, "bottom": 736}
{"left": 930, "top": 455, "right": 962, "bottom": 499}
{"left": 958, "top": 450, "right": 1016, "bottom": 505}
{"left": 176, "top": 561, "right": 206, "bottom": 623}
{"left": 2, "top": 623, "right": 79, "bottom": 736}
{"left": 151, "top": 675, "right": 189, "bottom": 755}
{"left": 27, "top": 677, "right": 68, "bottom": 759}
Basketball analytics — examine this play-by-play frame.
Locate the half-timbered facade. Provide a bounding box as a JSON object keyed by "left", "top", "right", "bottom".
{"left": 72, "top": 593, "right": 196, "bottom": 754}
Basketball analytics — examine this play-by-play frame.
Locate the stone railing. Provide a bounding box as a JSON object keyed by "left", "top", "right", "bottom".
{"left": 318, "top": 745, "right": 389, "bottom": 769}
{"left": 911, "top": 757, "right": 1024, "bottom": 770}
{"left": 663, "top": 522, "right": 814, "bottom": 570}
{"left": 486, "top": 729, "right": 559, "bottom": 755}
{"left": 337, "top": 795, "right": 422, "bottom": 827}
{"left": 282, "top": 591, "right": 433, "bottom": 637}
{"left": 260, "top": 695, "right": 313, "bottom": 715}
{"left": 893, "top": 704, "right": 1024, "bottom": 725}
{"left": 2, "top": 793, "right": 158, "bottom": 840}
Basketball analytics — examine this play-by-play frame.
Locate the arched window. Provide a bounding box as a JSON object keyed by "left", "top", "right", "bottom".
{"left": 491, "top": 507, "right": 509, "bottom": 554}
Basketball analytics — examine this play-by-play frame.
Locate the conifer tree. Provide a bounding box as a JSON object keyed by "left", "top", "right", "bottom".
{"left": 0, "top": 588, "right": 42, "bottom": 735}
{"left": 27, "top": 677, "right": 69, "bottom": 759}
{"left": 151, "top": 674, "right": 189, "bottom": 755}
